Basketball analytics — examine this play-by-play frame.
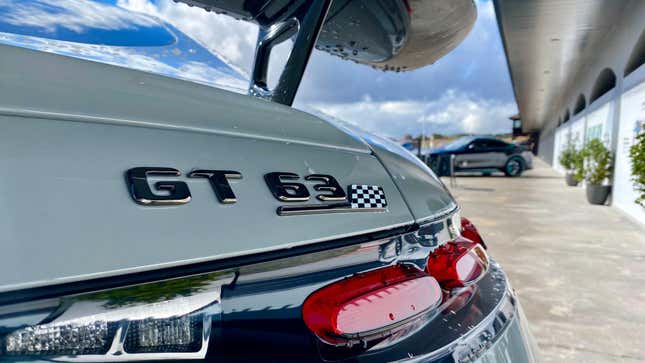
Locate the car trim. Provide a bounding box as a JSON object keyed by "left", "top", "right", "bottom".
{"left": 0, "top": 224, "right": 417, "bottom": 306}
{"left": 416, "top": 204, "right": 460, "bottom": 225}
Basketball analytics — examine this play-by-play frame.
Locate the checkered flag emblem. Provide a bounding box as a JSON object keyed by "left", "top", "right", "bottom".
{"left": 349, "top": 185, "right": 387, "bottom": 209}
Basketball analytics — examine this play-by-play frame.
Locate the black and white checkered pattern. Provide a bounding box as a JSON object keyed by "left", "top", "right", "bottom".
{"left": 349, "top": 185, "right": 387, "bottom": 209}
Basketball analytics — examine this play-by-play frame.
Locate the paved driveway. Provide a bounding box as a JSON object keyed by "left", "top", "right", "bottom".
{"left": 445, "top": 158, "right": 645, "bottom": 362}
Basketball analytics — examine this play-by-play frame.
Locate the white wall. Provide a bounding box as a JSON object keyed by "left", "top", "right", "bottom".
{"left": 585, "top": 102, "right": 614, "bottom": 144}
{"left": 535, "top": 3, "right": 644, "bottom": 224}
{"left": 613, "top": 81, "right": 645, "bottom": 222}
{"left": 547, "top": 77, "right": 644, "bottom": 224}
{"left": 553, "top": 125, "right": 571, "bottom": 173}
{"left": 570, "top": 116, "right": 586, "bottom": 147}
{"left": 552, "top": 127, "right": 560, "bottom": 169}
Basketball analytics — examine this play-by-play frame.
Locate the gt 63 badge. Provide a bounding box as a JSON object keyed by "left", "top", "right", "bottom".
{"left": 264, "top": 172, "right": 387, "bottom": 215}
{"left": 126, "top": 168, "right": 387, "bottom": 215}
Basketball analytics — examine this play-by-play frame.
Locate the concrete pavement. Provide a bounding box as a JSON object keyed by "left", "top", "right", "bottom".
{"left": 445, "top": 158, "right": 645, "bottom": 362}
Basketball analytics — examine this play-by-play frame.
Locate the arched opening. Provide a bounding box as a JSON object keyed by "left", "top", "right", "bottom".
{"left": 563, "top": 110, "right": 570, "bottom": 123}
{"left": 625, "top": 30, "right": 645, "bottom": 76}
{"left": 573, "top": 94, "right": 586, "bottom": 115}
{"left": 589, "top": 68, "right": 617, "bottom": 103}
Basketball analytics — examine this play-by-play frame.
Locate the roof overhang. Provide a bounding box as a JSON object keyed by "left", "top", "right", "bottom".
{"left": 493, "top": 0, "right": 631, "bottom": 132}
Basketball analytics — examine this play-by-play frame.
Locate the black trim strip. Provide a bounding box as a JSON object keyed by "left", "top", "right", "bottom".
{"left": 277, "top": 202, "right": 386, "bottom": 216}
{"left": 0, "top": 225, "right": 416, "bottom": 306}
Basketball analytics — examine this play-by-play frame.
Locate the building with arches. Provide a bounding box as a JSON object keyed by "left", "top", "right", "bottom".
{"left": 495, "top": 0, "right": 645, "bottom": 223}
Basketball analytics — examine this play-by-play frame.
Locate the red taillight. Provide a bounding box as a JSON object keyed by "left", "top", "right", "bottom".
{"left": 302, "top": 264, "right": 442, "bottom": 345}
{"left": 426, "top": 237, "right": 489, "bottom": 289}
{"left": 461, "top": 216, "right": 487, "bottom": 249}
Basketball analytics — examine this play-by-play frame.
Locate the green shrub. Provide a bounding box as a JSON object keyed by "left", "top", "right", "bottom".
{"left": 582, "top": 139, "right": 613, "bottom": 185}
{"left": 559, "top": 141, "right": 584, "bottom": 181}
{"left": 629, "top": 132, "right": 645, "bottom": 206}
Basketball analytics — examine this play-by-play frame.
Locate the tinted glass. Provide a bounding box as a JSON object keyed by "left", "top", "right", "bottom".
{"left": 487, "top": 140, "right": 509, "bottom": 148}
{"left": 470, "top": 140, "right": 489, "bottom": 150}
{"left": 443, "top": 136, "right": 476, "bottom": 150}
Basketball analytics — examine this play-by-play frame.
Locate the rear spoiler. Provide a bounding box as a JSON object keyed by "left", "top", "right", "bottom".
{"left": 177, "top": 0, "right": 476, "bottom": 106}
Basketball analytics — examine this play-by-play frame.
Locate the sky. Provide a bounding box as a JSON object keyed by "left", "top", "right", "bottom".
{"left": 297, "top": 0, "right": 519, "bottom": 138}
{"left": 2, "top": 0, "right": 519, "bottom": 139}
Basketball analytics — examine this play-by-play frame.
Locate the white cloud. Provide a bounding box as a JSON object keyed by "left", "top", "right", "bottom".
{"left": 117, "top": 0, "right": 257, "bottom": 74}
{"left": 303, "top": 89, "right": 517, "bottom": 138}
{"left": 176, "top": 61, "right": 247, "bottom": 90}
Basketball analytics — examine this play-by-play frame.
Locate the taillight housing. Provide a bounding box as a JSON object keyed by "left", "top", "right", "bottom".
{"left": 302, "top": 215, "right": 490, "bottom": 347}
{"left": 426, "top": 237, "right": 489, "bottom": 289}
{"left": 461, "top": 216, "right": 487, "bottom": 249}
{"left": 302, "top": 264, "right": 442, "bottom": 346}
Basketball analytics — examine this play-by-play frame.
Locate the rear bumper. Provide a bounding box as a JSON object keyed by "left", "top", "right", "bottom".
{"left": 383, "top": 262, "right": 539, "bottom": 363}
{"left": 209, "top": 261, "right": 539, "bottom": 363}
{"left": 0, "top": 225, "right": 539, "bottom": 363}
{"left": 399, "top": 275, "right": 539, "bottom": 363}
{"left": 474, "top": 304, "right": 539, "bottom": 363}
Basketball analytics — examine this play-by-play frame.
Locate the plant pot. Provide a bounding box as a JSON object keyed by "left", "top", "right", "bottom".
{"left": 586, "top": 184, "right": 611, "bottom": 205}
{"left": 565, "top": 172, "right": 579, "bottom": 186}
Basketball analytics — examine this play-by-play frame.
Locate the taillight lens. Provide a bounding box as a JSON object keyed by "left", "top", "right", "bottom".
{"left": 303, "top": 217, "right": 492, "bottom": 345}
{"left": 302, "top": 264, "right": 442, "bottom": 345}
{"left": 461, "top": 216, "right": 487, "bottom": 249}
{"left": 426, "top": 237, "right": 489, "bottom": 289}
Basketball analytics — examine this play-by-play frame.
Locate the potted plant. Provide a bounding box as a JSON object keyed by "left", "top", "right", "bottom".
{"left": 582, "top": 139, "right": 613, "bottom": 205}
{"left": 629, "top": 132, "right": 645, "bottom": 206}
{"left": 559, "top": 140, "right": 583, "bottom": 186}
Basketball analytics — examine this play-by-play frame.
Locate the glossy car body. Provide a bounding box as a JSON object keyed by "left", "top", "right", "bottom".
{"left": 428, "top": 136, "right": 534, "bottom": 177}
{"left": 0, "top": 1, "right": 538, "bottom": 362}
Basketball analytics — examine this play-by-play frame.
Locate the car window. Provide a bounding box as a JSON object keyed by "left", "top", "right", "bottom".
{"left": 444, "top": 136, "right": 476, "bottom": 150}
{"left": 487, "top": 140, "right": 509, "bottom": 148}
{"left": 469, "top": 140, "right": 489, "bottom": 150}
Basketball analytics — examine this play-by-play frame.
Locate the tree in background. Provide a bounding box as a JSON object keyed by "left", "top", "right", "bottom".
{"left": 559, "top": 139, "right": 584, "bottom": 181}
{"left": 582, "top": 139, "right": 613, "bottom": 185}
{"left": 629, "top": 132, "right": 645, "bottom": 206}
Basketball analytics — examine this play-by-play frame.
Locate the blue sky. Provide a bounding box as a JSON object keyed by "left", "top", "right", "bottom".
{"left": 2, "top": 0, "right": 518, "bottom": 139}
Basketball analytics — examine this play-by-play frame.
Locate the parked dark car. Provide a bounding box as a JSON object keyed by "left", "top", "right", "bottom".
{"left": 428, "top": 136, "right": 533, "bottom": 177}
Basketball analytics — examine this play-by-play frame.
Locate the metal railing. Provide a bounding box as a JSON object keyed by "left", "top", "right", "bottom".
{"left": 450, "top": 154, "right": 457, "bottom": 188}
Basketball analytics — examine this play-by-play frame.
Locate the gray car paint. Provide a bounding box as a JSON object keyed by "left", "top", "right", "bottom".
{"left": 456, "top": 140, "right": 508, "bottom": 169}
{"left": 0, "top": 44, "right": 399, "bottom": 290}
{"left": 0, "top": 44, "right": 370, "bottom": 154}
{"left": 340, "top": 127, "right": 458, "bottom": 223}
{"left": 456, "top": 150, "right": 508, "bottom": 169}
{"left": 0, "top": 44, "right": 459, "bottom": 292}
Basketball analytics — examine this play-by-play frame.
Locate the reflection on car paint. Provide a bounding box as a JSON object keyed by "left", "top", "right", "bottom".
{"left": 0, "top": 0, "right": 247, "bottom": 93}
